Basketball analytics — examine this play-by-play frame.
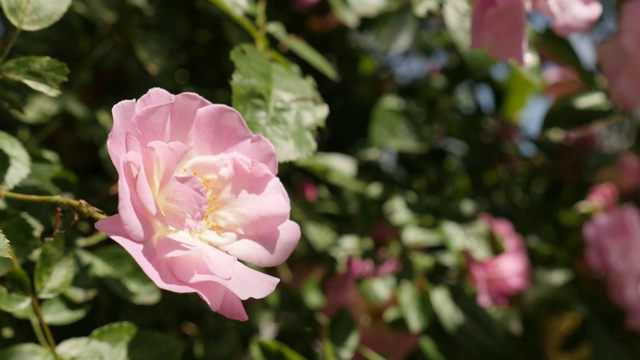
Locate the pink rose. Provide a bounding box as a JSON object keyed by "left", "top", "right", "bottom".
{"left": 584, "top": 182, "right": 618, "bottom": 212}
{"left": 583, "top": 205, "right": 640, "bottom": 329}
{"left": 531, "top": 0, "right": 602, "bottom": 36}
{"left": 465, "top": 214, "right": 531, "bottom": 307}
{"left": 95, "top": 88, "right": 300, "bottom": 321}
{"left": 299, "top": 178, "right": 319, "bottom": 202}
{"left": 471, "top": 0, "right": 528, "bottom": 64}
{"left": 597, "top": 0, "right": 640, "bottom": 111}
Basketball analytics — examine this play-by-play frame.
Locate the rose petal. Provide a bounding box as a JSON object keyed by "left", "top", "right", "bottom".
{"left": 135, "top": 88, "right": 174, "bottom": 112}
{"left": 193, "top": 105, "right": 278, "bottom": 174}
{"left": 222, "top": 220, "right": 301, "bottom": 267}
{"left": 471, "top": 0, "right": 527, "bottom": 64}
{"left": 108, "top": 99, "right": 136, "bottom": 167}
{"left": 167, "top": 92, "right": 211, "bottom": 145}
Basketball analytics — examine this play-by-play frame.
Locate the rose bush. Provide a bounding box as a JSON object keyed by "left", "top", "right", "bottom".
{"left": 95, "top": 88, "right": 300, "bottom": 321}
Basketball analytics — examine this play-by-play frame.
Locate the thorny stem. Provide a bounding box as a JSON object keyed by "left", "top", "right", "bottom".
{"left": 0, "top": 188, "right": 107, "bottom": 221}
{"left": 0, "top": 188, "right": 105, "bottom": 356}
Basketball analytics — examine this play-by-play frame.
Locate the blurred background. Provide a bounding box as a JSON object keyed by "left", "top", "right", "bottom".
{"left": 1, "top": 0, "right": 640, "bottom": 359}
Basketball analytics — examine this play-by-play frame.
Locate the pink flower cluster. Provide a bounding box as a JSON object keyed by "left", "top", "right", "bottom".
{"left": 583, "top": 205, "right": 640, "bottom": 329}
{"left": 96, "top": 88, "right": 300, "bottom": 321}
{"left": 323, "top": 257, "right": 417, "bottom": 359}
{"left": 598, "top": 0, "right": 640, "bottom": 111}
{"left": 465, "top": 214, "right": 531, "bottom": 307}
{"left": 471, "top": 0, "right": 602, "bottom": 64}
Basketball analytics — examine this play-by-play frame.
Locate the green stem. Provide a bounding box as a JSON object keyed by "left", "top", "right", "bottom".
{"left": 28, "top": 315, "right": 49, "bottom": 350}
{"left": 0, "top": 28, "right": 22, "bottom": 65}
{"left": 31, "top": 296, "right": 58, "bottom": 357}
{"left": 0, "top": 189, "right": 106, "bottom": 221}
{"left": 8, "top": 247, "right": 59, "bottom": 359}
{"left": 256, "top": 0, "right": 267, "bottom": 33}
{"left": 209, "top": 0, "right": 269, "bottom": 50}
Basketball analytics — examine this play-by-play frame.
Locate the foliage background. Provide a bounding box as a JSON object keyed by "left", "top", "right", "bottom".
{"left": 0, "top": 0, "right": 638, "bottom": 359}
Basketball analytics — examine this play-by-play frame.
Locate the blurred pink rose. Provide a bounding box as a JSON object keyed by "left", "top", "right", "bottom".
{"left": 531, "top": 0, "right": 602, "bottom": 36}
{"left": 583, "top": 205, "right": 640, "bottom": 329}
{"left": 95, "top": 88, "right": 300, "bottom": 321}
{"left": 300, "top": 178, "right": 319, "bottom": 202}
{"left": 597, "top": 0, "right": 640, "bottom": 111}
{"left": 470, "top": 0, "right": 601, "bottom": 64}
{"left": 471, "top": 0, "right": 527, "bottom": 64}
{"left": 465, "top": 214, "right": 531, "bottom": 307}
{"left": 290, "top": 0, "right": 320, "bottom": 13}
{"left": 616, "top": 153, "right": 640, "bottom": 195}
{"left": 541, "top": 63, "right": 585, "bottom": 100}
{"left": 324, "top": 257, "right": 417, "bottom": 359}
{"left": 585, "top": 182, "right": 619, "bottom": 212}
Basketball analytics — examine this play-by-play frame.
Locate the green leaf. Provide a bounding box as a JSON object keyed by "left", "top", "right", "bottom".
{"left": 1, "top": 56, "right": 69, "bottom": 96}
{"left": 0, "top": 284, "right": 33, "bottom": 319}
{"left": 300, "top": 277, "right": 326, "bottom": 311}
{"left": 251, "top": 340, "right": 306, "bottom": 360}
{"left": 411, "top": 0, "right": 438, "bottom": 17}
{"left": 0, "top": 229, "right": 10, "bottom": 258}
{"left": 34, "top": 238, "right": 76, "bottom": 299}
{"left": 76, "top": 246, "right": 161, "bottom": 305}
{"left": 369, "top": 94, "right": 426, "bottom": 153}
{"left": 533, "top": 29, "right": 595, "bottom": 88}
{"left": 56, "top": 337, "right": 114, "bottom": 360}
{"left": 328, "top": 308, "right": 360, "bottom": 360}
{"left": 397, "top": 280, "right": 429, "bottom": 333}
{"left": 429, "top": 286, "right": 465, "bottom": 333}
{"left": 296, "top": 152, "right": 364, "bottom": 191}
{"left": 88, "top": 322, "right": 184, "bottom": 360}
{"left": 500, "top": 66, "right": 540, "bottom": 121}
{"left": 0, "top": 209, "right": 42, "bottom": 261}
{"left": 543, "top": 91, "right": 613, "bottom": 129}
{"left": 443, "top": 0, "right": 471, "bottom": 50}
{"left": 401, "top": 225, "right": 443, "bottom": 248}
{"left": 358, "top": 276, "right": 396, "bottom": 304}
{"left": 230, "top": 44, "right": 329, "bottom": 162}
{"left": 302, "top": 221, "right": 338, "bottom": 252}
{"left": 418, "top": 335, "right": 447, "bottom": 360}
{"left": 11, "top": 93, "right": 62, "bottom": 124}
{"left": 0, "top": 0, "right": 72, "bottom": 31}
{"left": 41, "top": 296, "right": 90, "bottom": 325}
{"left": 327, "top": 0, "right": 360, "bottom": 28}
{"left": 439, "top": 219, "right": 492, "bottom": 261}
{"left": 0, "top": 130, "right": 31, "bottom": 190}
{"left": 211, "top": 0, "right": 255, "bottom": 16}
{"left": 266, "top": 22, "right": 339, "bottom": 81}
{"left": 374, "top": 8, "right": 419, "bottom": 54}
{"left": 430, "top": 285, "right": 509, "bottom": 359}
{"left": 90, "top": 322, "right": 138, "bottom": 360}
{"left": 4, "top": 267, "right": 32, "bottom": 296}
{"left": 0, "top": 343, "right": 55, "bottom": 360}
